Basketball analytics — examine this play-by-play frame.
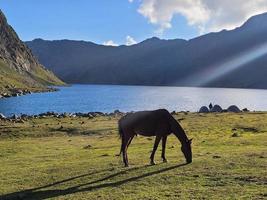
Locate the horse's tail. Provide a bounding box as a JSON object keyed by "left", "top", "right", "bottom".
{"left": 116, "top": 121, "right": 124, "bottom": 156}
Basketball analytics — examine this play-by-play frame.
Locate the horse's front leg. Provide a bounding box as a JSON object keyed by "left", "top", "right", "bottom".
{"left": 161, "top": 136, "right": 168, "bottom": 163}
{"left": 150, "top": 135, "right": 162, "bottom": 165}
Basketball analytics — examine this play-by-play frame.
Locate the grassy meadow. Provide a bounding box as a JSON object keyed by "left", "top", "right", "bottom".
{"left": 0, "top": 112, "right": 266, "bottom": 199}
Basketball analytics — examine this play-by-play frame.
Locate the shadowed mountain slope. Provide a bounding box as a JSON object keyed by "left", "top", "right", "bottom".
{"left": 27, "top": 13, "right": 267, "bottom": 89}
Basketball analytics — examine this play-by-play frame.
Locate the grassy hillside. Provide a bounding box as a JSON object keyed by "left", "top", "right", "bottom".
{"left": 0, "top": 112, "right": 266, "bottom": 199}
{"left": 0, "top": 59, "right": 64, "bottom": 96}
{"left": 0, "top": 10, "right": 65, "bottom": 96}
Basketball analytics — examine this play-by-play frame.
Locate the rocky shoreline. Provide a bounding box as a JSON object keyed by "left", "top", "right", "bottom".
{"left": 0, "top": 87, "right": 58, "bottom": 98}
{"left": 0, "top": 107, "right": 253, "bottom": 122}
{"left": 0, "top": 110, "right": 126, "bottom": 121}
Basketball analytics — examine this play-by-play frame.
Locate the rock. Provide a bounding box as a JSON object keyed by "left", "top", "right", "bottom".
{"left": 199, "top": 106, "right": 209, "bottom": 113}
{"left": 212, "top": 155, "right": 221, "bottom": 159}
{"left": 10, "top": 114, "right": 19, "bottom": 120}
{"left": 83, "top": 144, "right": 92, "bottom": 149}
{"left": 12, "top": 93, "right": 19, "bottom": 97}
{"left": 21, "top": 114, "right": 28, "bottom": 119}
{"left": 61, "top": 113, "right": 69, "bottom": 118}
{"left": 70, "top": 114, "right": 77, "bottom": 118}
{"left": 227, "top": 105, "right": 241, "bottom": 113}
{"left": 23, "top": 89, "right": 31, "bottom": 94}
{"left": 3, "top": 93, "right": 11, "bottom": 98}
{"left": 242, "top": 108, "right": 249, "bottom": 112}
{"left": 88, "top": 112, "right": 98, "bottom": 117}
{"left": 44, "top": 111, "right": 59, "bottom": 117}
{"left": 210, "top": 105, "right": 223, "bottom": 112}
{"left": 75, "top": 112, "right": 84, "bottom": 117}
{"left": 87, "top": 114, "right": 94, "bottom": 119}
{"left": 171, "top": 111, "right": 176, "bottom": 115}
{"left": 0, "top": 113, "right": 6, "bottom": 119}
{"left": 101, "top": 154, "right": 109, "bottom": 157}
{"left": 178, "top": 118, "right": 185, "bottom": 122}
{"left": 94, "top": 112, "right": 104, "bottom": 116}
{"left": 17, "top": 89, "right": 23, "bottom": 94}
{"left": 114, "top": 110, "right": 123, "bottom": 115}
{"left": 232, "top": 133, "right": 240, "bottom": 137}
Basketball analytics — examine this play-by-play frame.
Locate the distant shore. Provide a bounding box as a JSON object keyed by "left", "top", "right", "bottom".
{"left": 0, "top": 87, "right": 59, "bottom": 99}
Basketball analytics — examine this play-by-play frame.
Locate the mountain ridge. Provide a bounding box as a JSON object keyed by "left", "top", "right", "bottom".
{"left": 0, "top": 10, "right": 64, "bottom": 97}
{"left": 26, "top": 12, "right": 267, "bottom": 89}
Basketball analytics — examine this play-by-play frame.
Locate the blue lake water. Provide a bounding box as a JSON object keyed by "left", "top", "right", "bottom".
{"left": 1, "top": 84, "right": 267, "bottom": 116}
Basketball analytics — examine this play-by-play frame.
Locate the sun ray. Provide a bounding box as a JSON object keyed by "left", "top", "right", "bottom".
{"left": 179, "top": 42, "right": 267, "bottom": 86}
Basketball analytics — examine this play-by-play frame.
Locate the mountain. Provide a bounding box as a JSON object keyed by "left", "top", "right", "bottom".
{"left": 26, "top": 12, "right": 267, "bottom": 89}
{"left": 0, "top": 10, "right": 64, "bottom": 97}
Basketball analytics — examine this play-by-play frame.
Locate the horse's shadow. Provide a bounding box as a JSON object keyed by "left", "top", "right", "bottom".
{"left": 1, "top": 163, "right": 187, "bottom": 200}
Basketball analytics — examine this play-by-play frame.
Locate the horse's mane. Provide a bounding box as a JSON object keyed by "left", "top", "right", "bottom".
{"left": 169, "top": 114, "right": 189, "bottom": 144}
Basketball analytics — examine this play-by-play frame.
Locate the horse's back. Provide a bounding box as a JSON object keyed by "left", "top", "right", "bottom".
{"left": 119, "top": 109, "right": 172, "bottom": 136}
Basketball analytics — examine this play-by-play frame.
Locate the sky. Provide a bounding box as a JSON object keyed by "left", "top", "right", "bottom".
{"left": 1, "top": 0, "right": 267, "bottom": 46}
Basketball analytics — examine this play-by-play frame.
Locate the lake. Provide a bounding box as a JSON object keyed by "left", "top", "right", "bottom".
{"left": 1, "top": 84, "right": 267, "bottom": 116}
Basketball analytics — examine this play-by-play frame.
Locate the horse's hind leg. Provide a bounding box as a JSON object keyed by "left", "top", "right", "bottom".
{"left": 127, "top": 135, "right": 134, "bottom": 148}
{"left": 150, "top": 135, "right": 162, "bottom": 165}
{"left": 122, "top": 133, "right": 134, "bottom": 167}
{"left": 161, "top": 136, "right": 167, "bottom": 163}
{"left": 122, "top": 139, "right": 128, "bottom": 167}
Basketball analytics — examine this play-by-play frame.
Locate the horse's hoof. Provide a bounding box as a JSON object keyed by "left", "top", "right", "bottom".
{"left": 150, "top": 161, "right": 156, "bottom": 165}
{"left": 124, "top": 164, "right": 129, "bottom": 167}
{"left": 163, "top": 159, "right": 168, "bottom": 163}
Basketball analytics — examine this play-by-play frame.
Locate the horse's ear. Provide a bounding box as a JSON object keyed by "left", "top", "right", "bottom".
{"left": 189, "top": 138, "right": 193, "bottom": 143}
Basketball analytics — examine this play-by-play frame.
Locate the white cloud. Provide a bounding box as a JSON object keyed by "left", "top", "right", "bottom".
{"left": 128, "top": 0, "right": 134, "bottom": 3}
{"left": 103, "top": 40, "right": 118, "bottom": 46}
{"left": 132, "top": 0, "right": 267, "bottom": 34}
{"left": 126, "top": 35, "right": 137, "bottom": 45}
{"left": 103, "top": 36, "right": 137, "bottom": 46}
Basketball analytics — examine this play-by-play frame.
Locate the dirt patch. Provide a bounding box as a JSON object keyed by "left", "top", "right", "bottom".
{"left": 83, "top": 144, "right": 93, "bottom": 149}
{"left": 234, "top": 176, "right": 267, "bottom": 185}
{"left": 246, "top": 153, "right": 266, "bottom": 158}
{"left": 234, "top": 126, "right": 260, "bottom": 133}
{"left": 231, "top": 132, "right": 240, "bottom": 137}
{"left": 212, "top": 155, "right": 221, "bottom": 159}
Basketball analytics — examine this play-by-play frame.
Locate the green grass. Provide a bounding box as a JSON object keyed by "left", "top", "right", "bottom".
{"left": 0, "top": 113, "right": 266, "bottom": 199}
{"left": 0, "top": 60, "right": 30, "bottom": 90}
{"left": 0, "top": 59, "right": 64, "bottom": 95}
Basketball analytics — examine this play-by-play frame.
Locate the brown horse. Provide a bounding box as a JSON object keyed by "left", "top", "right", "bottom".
{"left": 118, "top": 109, "right": 192, "bottom": 167}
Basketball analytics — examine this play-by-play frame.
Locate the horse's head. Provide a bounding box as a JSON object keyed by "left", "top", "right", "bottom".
{"left": 181, "top": 138, "right": 192, "bottom": 163}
